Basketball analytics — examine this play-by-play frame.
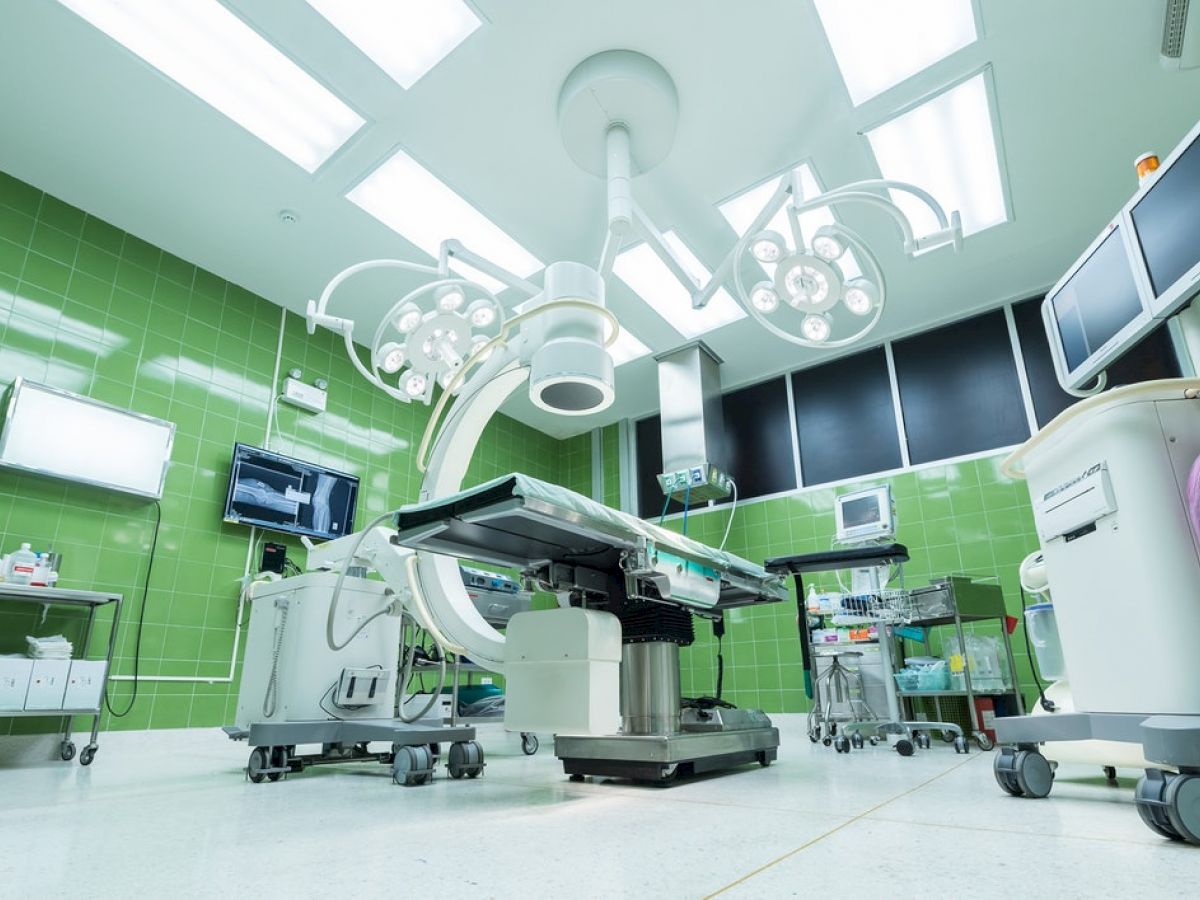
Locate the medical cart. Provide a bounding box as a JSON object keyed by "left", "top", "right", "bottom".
{"left": 0, "top": 583, "right": 122, "bottom": 766}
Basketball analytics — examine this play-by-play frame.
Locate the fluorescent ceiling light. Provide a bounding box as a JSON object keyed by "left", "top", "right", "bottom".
{"left": 57, "top": 0, "right": 364, "bottom": 172}
{"left": 865, "top": 73, "right": 1007, "bottom": 238}
{"left": 814, "top": 0, "right": 978, "bottom": 105}
{"left": 606, "top": 324, "right": 651, "bottom": 367}
{"left": 306, "top": 0, "right": 481, "bottom": 90}
{"left": 614, "top": 232, "right": 745, "bottom": 339}
{"left": 718, "top": 164, "right": 861, "bottom": 278}
{"left": 348, "top": 148, "right": 542, "bottom": 294}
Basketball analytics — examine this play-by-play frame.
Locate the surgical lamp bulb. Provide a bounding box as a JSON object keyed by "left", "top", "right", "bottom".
{"left": 467, "top": 299, "right": 497, "bottom": 328}
{"left": 749, "top": 231, "right": 786, "bottom": 264}
{"left": 402, "top": 370, "right": 427, "bottom": 397}
{"left": 801, "top": 314, "right": 832, "bottom": 343}
{"left": 784, "top": 264, "right": 829, "bottom": 305}
{"left": 811, "top": 227, "right": 845, "bottom": 261}
{"left": 395, "top": 304, "right": 422, "bottom": 334}
{"left": 376, "top": 340, "right": 406, "bottom": 374}
{"left": 436, "top": 286, "right": 465, "bottom": 312}
{"left": 749, "top": 281, "right": 780, "bottom": 313}
{"left": 843, "top": 278, "right": 878, "bottom": 316}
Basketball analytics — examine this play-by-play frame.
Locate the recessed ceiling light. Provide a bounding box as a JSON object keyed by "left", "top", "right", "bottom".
{"left": 347, "top": 148, "right": 542, "bottom": 293}
{"left": 607, "top": 325, "right": 652, "bottom": 367}
{"left": 613, "top": 232, "right": 745, "bottom": 339}
{"left": 865, "top": 73, "right": 1007, "bottom": 238}
{"left": 57, "top": 0, "right": 364, "bottom": 173}
{"left": 814, "top": 0, "right": 978, "bottom": 106}
{"left": 718, "top": 164, "right": 861, "bottom": 278}
{"left": 305, "top": 0, "right": 481, "bottom": 90}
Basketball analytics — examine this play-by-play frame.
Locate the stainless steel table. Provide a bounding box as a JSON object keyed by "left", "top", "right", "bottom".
{"left": 0, "top": 583, "right": 122, "bottom": 765}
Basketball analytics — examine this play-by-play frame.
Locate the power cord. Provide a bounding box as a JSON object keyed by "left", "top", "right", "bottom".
{"left": 104, "top": 499, "right": 162, "bottom": 718}
{"left": 1018, "top": 584, "right": 1056, "bottom": 713}
{"left": 718, "top": 478, "right": 738, "bottom": 551}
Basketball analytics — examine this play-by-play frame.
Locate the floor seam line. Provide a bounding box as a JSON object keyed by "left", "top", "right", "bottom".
{"left": 702, "top": 754, "right": 980, "bottom": 898}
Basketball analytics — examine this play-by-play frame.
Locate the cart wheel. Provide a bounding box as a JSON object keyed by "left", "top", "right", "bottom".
{"left": 941, "top": 730, "right": 958, "bottom": 744}
{"left": 895, "top": 739, "right": 915, "bottom": 757}
{"left": 429, "top": 743, "right": 441, "bottom": 761}
{"left": 833, "top": 735, "right": 850, "bottom": 754}
{"left": 1164, "top": 774, "right": 1200, "bottom": 845}
{"left": 79, "top": 745, "right": 97, "bottom": 767}
{"left": 1135, "top": 769, "right": 1185, "bottom": 841}
{"left": 808, "top": 731, "right": 821, "bottom": 744}
{"left": 994, "top": 747, "right": 1024, "bottom": 796}
{"left": 850, "top": 733, "right": 865, "bottom": 750}
{"left": 448, "top": 740, "right": 485, "bottom": 779}
{"left": 821, "top": 735, "right": 833, "bottom": 747}
{"left": 267, "top": 746, "right": 288, "bottom": 782}
{"left": 1013, "top": 750, "right": 1053, "bottom": 798}
{"left": 915, "top": 732, "right": 932, "bottom": 750}
{"left": 247, "top": 747, "right": 269, "bottom": 783}
{"left": 868, "top": 736, "right": 880, "bottom": 746}
{"left": 393, "top": 745, "right": 434, "bottom": 786}
{"left": 757, "top": 751, "right": 772, "bottom": 767}
{"left": 60, "top": 741, "right": 76, "bottom": 762}
{"left": 521, "top": 733, "right": 539, "bottom": 756}
{"left": 954, "top": 735, "right": 969, "bottom": 755}
{"left": 976, "top": 732, "right": 995, "bottom": 751}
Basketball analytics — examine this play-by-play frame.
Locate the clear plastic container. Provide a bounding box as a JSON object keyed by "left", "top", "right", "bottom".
{"left": 4, "top": 543, "right": 37, "bottom": 586}
{"left": 1024, "top": 603, "right": 1066, "bottom": 681}
{"left": 893, "top": 670, "right": 920, "bottom": 692}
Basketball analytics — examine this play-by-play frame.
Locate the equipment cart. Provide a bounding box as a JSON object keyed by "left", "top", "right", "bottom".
{"left": 0, "top": 583, "right": 122, "bottom": 766}
{"left": 413, "top": 654, "right": 541, "bottom": 756}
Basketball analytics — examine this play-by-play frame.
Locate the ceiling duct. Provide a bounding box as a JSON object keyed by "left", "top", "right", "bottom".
{"left": 654, "top": 342, "right": 732, "bottom": 503}
{"left": 1162, "top": 0, "right": 1200, "bottom": 68}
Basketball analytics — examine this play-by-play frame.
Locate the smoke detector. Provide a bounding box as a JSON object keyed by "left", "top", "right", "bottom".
{"left": 278, "top": 209, "right": 300, "bottom": 226}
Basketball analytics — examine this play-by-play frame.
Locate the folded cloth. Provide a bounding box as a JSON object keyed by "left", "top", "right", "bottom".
{"left": 25, "top": 634, "right": 73, "bottom": 659}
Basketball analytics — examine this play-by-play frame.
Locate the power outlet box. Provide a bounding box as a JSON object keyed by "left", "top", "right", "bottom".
{"left": 281, "top": 377, "right": 327, "bottom": 414}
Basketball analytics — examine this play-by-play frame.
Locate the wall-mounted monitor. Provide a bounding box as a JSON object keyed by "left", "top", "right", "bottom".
{"left": 1042, "top": 218, "right": 1154, "bottom": 391}
{"left": 0, "top": 378, "right": 174, "bottom": 499}
{"left": 223, "top": 443, "right": 359, "bottom": 541}
{"left": 1128, "top": 118, "right": 1200, "bottom": 318}
{"left": 835, "top": 485, "right": 895, "bottom": 543}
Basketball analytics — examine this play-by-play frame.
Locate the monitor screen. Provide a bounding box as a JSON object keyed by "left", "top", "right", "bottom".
{"left": 841, "top": 495, "right": 881, "bottom": 530}
{"left": 1131, "top": 132, "right": 1200, "bottom": 299}
{"left": 1049, "top": 226, "right": 1144, "bottom": 372}
{"left": 223, "top": 443, "right": 358, "bottom": 541}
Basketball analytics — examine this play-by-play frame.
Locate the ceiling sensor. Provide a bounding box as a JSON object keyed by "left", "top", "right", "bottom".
{"left": 278, "top": 209, "right": 300, "bottom": 225}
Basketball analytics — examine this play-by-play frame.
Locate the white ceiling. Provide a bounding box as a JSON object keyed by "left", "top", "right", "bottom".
{"left": 1, "top": 0, "right": 1198, "bottom": 438}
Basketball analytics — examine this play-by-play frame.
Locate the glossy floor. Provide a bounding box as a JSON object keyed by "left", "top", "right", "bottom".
{"left": 0, "top": 715, "right": 1196, "bottom": 898}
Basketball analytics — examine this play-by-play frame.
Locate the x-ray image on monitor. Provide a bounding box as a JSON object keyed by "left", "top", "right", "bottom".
{"left": 223, "top": 444, "right": 358, "bottom": 541}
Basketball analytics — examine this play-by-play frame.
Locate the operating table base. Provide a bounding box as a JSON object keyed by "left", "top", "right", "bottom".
{"left": 555, "top": 719, "right": 780, "bottom": 784}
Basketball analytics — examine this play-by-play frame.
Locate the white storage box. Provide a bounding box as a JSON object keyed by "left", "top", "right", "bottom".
{"left": 24, "top": 659, "right": 70, "bottom": 710}
{"left": 503, "top": 607, "right": 622, "bottom": 736}
{"left": 63, "top": 660, "right": 107, "bottom": 711}
{"left": 0, "top": 657, "right": 33, "bottom": 710}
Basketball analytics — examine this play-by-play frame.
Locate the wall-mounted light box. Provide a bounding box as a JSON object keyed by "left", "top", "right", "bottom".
{"left": 0, "top": 379, "right": 175, "bottom": 500}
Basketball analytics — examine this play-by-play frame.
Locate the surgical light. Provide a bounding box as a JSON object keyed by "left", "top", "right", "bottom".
{"left": 749, "top": 231, "right": 787, "bottom": 264}
{"left": 402, "top": 370, "right": 428, "bottom": 398}
{"left": 843, "top": 278, "right": 878, "bottom": 315}
{"left": 376, "top": 341, "right": 406, "bottom": 374}
{"left": 436, "top": 286, "right": 465, "bottom": 312}
{"left": 750, "top": 281, "right": 780, "bottom": 313}
{"left": 779, "top": 255, "right": 841, "bottom": 312}
{"left": 811, "top": 226, "right": 846, "bottom": 261}
{"left": 466, "top": 299, "right": 497, "bottom": 328}
{"left": 801, "top": 314, "right": 832, "bottom": 343}
{"left": 395, "top": 304, "right": 422, "bottom": 333}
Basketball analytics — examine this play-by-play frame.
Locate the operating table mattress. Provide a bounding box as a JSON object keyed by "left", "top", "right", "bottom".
{"left": 394, "top": 474, "right": 786, "bottom": 610}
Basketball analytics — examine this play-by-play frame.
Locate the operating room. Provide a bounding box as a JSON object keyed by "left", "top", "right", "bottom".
{"left": 3, "top": 0, "right": 1200, "bottom": 896}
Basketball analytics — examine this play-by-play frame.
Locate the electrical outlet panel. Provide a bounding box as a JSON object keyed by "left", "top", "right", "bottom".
{"left": 280, "top": 377, "right": 327, "bottom": 414}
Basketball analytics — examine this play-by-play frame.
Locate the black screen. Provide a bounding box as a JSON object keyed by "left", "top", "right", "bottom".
{"left": 1050, "top": 227, "right": 1144, "bottom": 371}
{"left": 224, "top": 443, "right": 358, "bottom": 541}
{"left": 1132, "top": 133, "right": 1200, "bottom": 299}
{"left": 841, "top": 495, "right": 880, "bottom": 529}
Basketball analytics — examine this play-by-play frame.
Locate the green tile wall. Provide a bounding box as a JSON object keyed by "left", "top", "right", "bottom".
{"left": 600, "top": 423, "right": 621, "bottom": 509}
{"left": 660, "top": 456, "right": 1042, "bottom": 715}
{"left": 0, "top": 170, "right": 588, "bottom": 734}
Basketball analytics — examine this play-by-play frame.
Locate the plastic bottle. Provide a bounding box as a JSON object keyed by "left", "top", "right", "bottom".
{"left": 5, "top": 543, "right": 37, "bottom": 586}
{"left": 31, "top": 553, "right": 51, "bottom": 587}
{"left": 806, "top": 584, "right": 820, "bottom": 614}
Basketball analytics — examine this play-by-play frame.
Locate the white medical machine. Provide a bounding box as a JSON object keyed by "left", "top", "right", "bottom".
{"left": 994, "top": 379, "right": 1200, "bottom": 844}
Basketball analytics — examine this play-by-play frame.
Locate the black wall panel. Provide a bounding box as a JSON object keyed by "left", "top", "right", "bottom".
{"left": 791, "top": 347, "right": 902, "bottom": 485}
{"left": 720, "top": 377, "right": 796, "bottom": 502}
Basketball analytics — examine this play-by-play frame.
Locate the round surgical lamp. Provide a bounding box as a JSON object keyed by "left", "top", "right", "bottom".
{"left": 811, "top": 225, "right": 846, "bottom": 261}
{"left": 436, "top": 285, "right": 465, "bottom": 312}
{"left": 375, "top": 341, "right": 406, "bottom": 374}
{"left": 777, "top": 253, "right": 842, "bottom": 312}
{"left": 395, "top": 303, "right": 422, "bottom": 333}
{"left": 843, "top": 278, "right": 878, "bottom": 316}
{"left": 749, "top": 280, "right": 780, "bottom": 313}
{"left": 801, "top": 313, "right": 832, "bottom": 343}
{"left": 749, "top": 230, "right": 787, "bottom": 264}
{"left": 527, "top": 261, "right": 615, "bottom": 416}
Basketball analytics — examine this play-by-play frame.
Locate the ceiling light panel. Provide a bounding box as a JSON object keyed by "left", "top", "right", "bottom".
{"left": 57, "top": 0, "right": 363, "bottom": 172}
{"left": 348, "top": 148, "right": 542, "bottom": 291}
{"left": 718, "top": 165, "right": 861, "bottom": 277}
{"left": 814, "top": 0, "right": 978, "bottom": 105}
{"left": 305, "top": 0, "right": 481, "bottom": 90}
{"left": 607, "top": 325, "right": 652, "bottom": 367}
{"left": 614, "top": 232, "right": 745, "bottom": 339}
{"left": 865, "top": 73, "right": 1007, "bottom": 238}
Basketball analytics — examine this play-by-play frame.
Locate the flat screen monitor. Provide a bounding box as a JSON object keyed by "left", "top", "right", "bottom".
{"left": 835, "top": 485, "right": 894, "bottom": 543}
{"left": 223, "top": 443, "right": 358, "bottom": 541}
{"left": 1129, "top": 124, "right": 1200, "bottom": 317}
{"left": 1043, "top": 220, "right": 1153, "bottom": 390}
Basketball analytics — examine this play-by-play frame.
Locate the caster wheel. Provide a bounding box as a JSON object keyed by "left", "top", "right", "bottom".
{"left": 393, "top": 745, "right": 434, "bottom": 786}
{"left": 954, "top": 736, "right": 969, "bottom": 755}
{"left": 521, "top": 733, "right": 539, "bottom": 756}
{"left": 757, "top": 751, "right": 772, "bottom": 767}
{"left": 569, "top": 774, "right": 586, "bottom": 783}
{"left": 976, "top": 733, "right": 995, "bottom": 751}
{"left": 850, "top": 733, "right": 865, "bottom": 750}
{"left": 429, "top": 743, "right": 441, "bottom": 761}
{"left": 79, "top": 746, "right": 97, "bottom": 767}
{"left": 247, "top": 747, "right": 269, "bottom": 783}
{"left": 1136, "top": 769, "right": 1182, "bottom": 840}
{"left": 868, "top": 737, "right": 880, "bottom": 746}
{"left": 821, "top": 736, "right": 833, "bottom": 747}
{"left": 1164, "top": 773, "right": 1200, "bottom": 845}
{"left": 808, "top": 731, "right": 821, "bottom": 744}
{"left": 942, "top": 731, "right": 958, "bottom": 744}
{"left": 994, "top": 746, "right": 1024, "bottom": 796}
{"left": 895, "top": 739, "right": 915, "bottom": 757}
{"left": 447, "top": 740, "right": 485, "bottom": 780}
{"left": 829, "top": 723, "right": 838, "bottom": 736}
{"left": 833, "top": 735, "right": 850, "bottom": 754}
{"left": 60, "top": 741, "right": 76, "bottom": 762}
{"left": 1008, "top": 750, "right": 1053, "bottom": 798}
{"left": 267, "top": 746, "right": 288, "bottom": 782}
{"left": 915, "top": 732, "right": 932, "bottom": 750}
